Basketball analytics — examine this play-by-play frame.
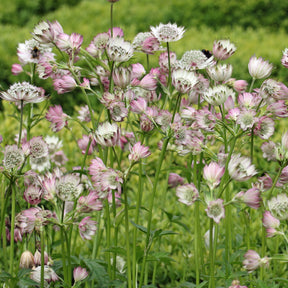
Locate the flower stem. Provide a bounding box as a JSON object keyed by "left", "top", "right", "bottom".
{"left": 139, "top": 137, "right": 170, "bottom": 288}
{"left": 17, "top": 100, "right": 24, "bottom": 148}
{"left": 208, "top": 219, "right": 215, "bottom": 288}
{"left": 110, "top": 4, "right": 114, "bottom": 38}
{"left": 40, "top": 228, "right": 45, "bottom": 288}
{"left": 9, "top": 181, "right": 16, "bottom": 276}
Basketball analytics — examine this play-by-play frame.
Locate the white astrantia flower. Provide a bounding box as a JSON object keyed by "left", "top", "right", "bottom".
{"left": 206, "top": 64, "right": 233, "bottom": 82}
{"left": 29, "top": 136, "right": 49, "bottom": 159}
{"left": 132, "top": 32, "right": 153, "bottom": 48}
{"left": 30, "top": 155, "right": 51, "bottom": 172}
{"left": 176, "top": 183, "right": 199, "bottom": 205}
{"left": 172, "top": 69, "right": 198, "bottom": 94}
{"left": 106, "top": 37, "right": 134, "bottom": 62}
{"left": 203, "top": 85, "right": 235, "bottom": 106}
{"left": 248, "top": 55, "right": 273, "bottom": 79}
{"left": 213, "top": 39, "right": 237, "bottom": 60}
{"left": 3, "top": 145, "right": 25, "bottom": 170}
{"left": 1, "top": 82, "right": 46, "bottom": 106}
{"left": 56, "top": 174, "right": 83, "bottom": 202}
{"left": 150, "top": 23, "right": 185, "bottom": 43}
{"left": 267, "top": 194, "right": 288, "bottom": 220}
{"left": 179, "top": 50, "right": 215, "bottom": 70}
{"left": 95, "top": 122, "right": 120, "bottom": 147}
{"left": 17, "top": 39, "right": 52, "bottom": 64}
{"left": 205, "top": 199, "right": 225, "bottom": 224}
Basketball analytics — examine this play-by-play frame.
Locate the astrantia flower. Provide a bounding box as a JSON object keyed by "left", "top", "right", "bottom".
{"left": 243, "top": 250, "right": 269, "bottom": 273}
{"left": 128, "top": 142, "right": 151, "bottom": 162}
{"left": 253, "top": 116, "right": 275, "bottom": 140}
{"left": 30, "top": 156, "right": 50, "bottom": 172}
{"left": 234, "top": 188, "right": 261, "bottom": 209}
{"left": 151, "top": 23, "right": 185, "bottom": 42}
{"left": 24, "top": 185, "right": 43, "bottom": 205}
{"left": 3, "top": 145, "right": 25, "bottom": 170}
{"left": 78, "top": 105, "right": 92, "bottom": 122}
{"left": 203, "top": 85, "right": 235, "bottom": 106}
{"left": 53, "top": 75, "right": 77, "bottom": 94}
{"left": 56, "top": 32, "right": 83, "bottom": 55}
{"left": 168, "top": 173, "right": 184, "bottom": 188}
{"left": 248, "top": 55, "right": 273, "bottom": 79}
{"left": 176, "top": 183, "right": 199, "bottom": 205}
{"left": 11, "top": 64, "right": 23, "bottom": 75}
{"left": 73, "top": 267, "right": 89, "bottom": 282}
{"left": 229, "top": 280, "right": 247, "bottom": 288}
{"left": 133, "top": 32, "right": 161, "bottom": 54}
{"left": 46, "top": 105, "right": 69, "bottom": 132}
{"left": 32, "top": 20, "right": 64, "bottom": 45}
{"left": 95, "top": 122, "right": 120, "bottom": 147}
{"left": 78, "top": 135, "right": 96, "bottom": 155}
{"left": 1, "top": 82, "right": 46, "bottom": 106}
{"left": 86, "top": 32, "right": 110, "bottom": 57}
{"left": 203, "top": 162, "right": 225, "bottom": 190}
{"left": 179, "top": 50, "right": 215, "bottom": 70}
{"left": 106, "top": 37, "right": 134, "bottom": 62}
{"left": 30, "top": 266, "right": 59, "bottom": 284}
{"left": 213, "top": 39, "right": 236, "bottom": 60}
{"left": 236, "top": 108, "right": 256, "bottom": 131}
{"left": 263, "top": 211, "right": 280, "bottom": 238}
{"left": 281, "top": 48, "right": 288, "bottom": 68}
{"left": 228, "top": 154, "right": 257, "bottom": 182}
{"left": 205, "top": 199, "right": 225, "bottom": 224}
{"left": 77, "top": 191, "right": 103, "bottom": 213}
{"left": 267, "top": 194, "right": 288, "bottom": 220}
{"left": 29, "top": 136, "right": 49, "bottom": 159}
{"left": 56, "top": 174, "right": 83, "bottom": 201}
{"left": 17, "top": 39, "right": 52, "bottom": 64}
{"left": 79, "top": 216, "right": 97, "bottom": 240}
{"left": 172, "top": 69, "right": 198, "bottom": 94}
{"left": 19, "top": 251, "right": 35, "bottom": 269}
{"left": 113, "top": 66, "right": 132, "bottom": 89}
{"left": 261, "top": 141, "right": 277, "bottom": 161}
{"left": 207, "top": 64, "right": 233, "bottom": 82}
{"left": 259, "top": 78, "right": 288, "bottom": 100}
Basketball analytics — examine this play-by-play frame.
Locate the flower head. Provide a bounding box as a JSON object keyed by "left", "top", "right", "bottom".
{"left": 128, "top": 142, "right": 151, "bottom": 162}
{"left": 203, "top": 85, "right": 235, "bottom": 106}
{"left": 228, "top": 154, "right": 257, "bottom": 181}
{"left": 79, "top": 216, "right": 97, "bottom": 240}
{"left": 207, "top": 64, "right": 233, "bottom": 82}
{"left": 56, "top": 174, "right": 83, "bottom": 201}
{"left": 172, "top": 69, "right": 198, "bottom": 94}
{"left": 53, "top": 75, "right": 77, "bottom": 94}
{"left": 19, "top": 251, "right": 35, "bottom": 269}
{"left": 94, "top": 122, "right": 120, "bottom": 147}
{"left": 179, "top": 50, "right": 215, "bottom": 70}
{"left": 73, "top": 267, "right": 89, "bottom": 282}
{"left": 106, "top": 37, "right": 134, "bottom": 62}
{"left": 205, "top": 199, "right": 225, "bottom": 224}
{"left": 151, "top": 23, "right": 185, "bottom": 42}
{"left": 30, "top": 266, "right": 58, "bottom": 284}
{"left": 235, "top": 188, "right": 261, "bottom": 209}
{"left": 243, "top": 250, "right": 269, "bottom": 273}
{"left": 259, "top": 78, "right": 288, "bottom": 100}
{"left": 24, "top": 185, "right": 43, "bottom": 205}
{"left": 168, "top": 173, "right": 184, "bottom": 188}
{"left": 1, "top": 82, "right": 46, "bottom": 106}
{"left": 176, "top": 183, "right": 199, "bottom": 205}
{"left": 281, "top": 48, "right": 288, "bottom": 68}
{"left": 213, "top": 39, "right": 236, "bottom": 60}
{"left": 3, "top": 145, "right": 25, "bottom": 170}
{"left": 248, "top": 56, "right": 273, "bottom": 79}
{"left": 263, "top": 211, "right": 280, "bottom": 238}
{"left": 267, "top": 194, "right": 288, "bottom": 220}
{"left": 203, "top": 162, "right": 225, "bottom": 190}
{"left": 46, "top": 105, "right": 69, "bottom": 132}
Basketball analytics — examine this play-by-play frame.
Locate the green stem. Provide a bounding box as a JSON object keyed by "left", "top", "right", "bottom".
{"left": 139, "top": 137, "right": 170, "bottom": 288}
{"left": 110, "top": 4, "right": 114, "bottom": 37}
{"left": 105, "top": 200, "right": 112, "bottom": 278}
{"left": 40, "top": 228, "right": 45, "bottom": 288}
{"left": 193, "top": 156, "right": 200, "bottom": 285}
{"left": 123, "top": 181, "right": 132, "bottom": 288}
{"left": 166, "top": 42, "right": 171, "bottom": 91}
{"left": 267, "top": 162, "right": 286, "bottom": 199}
{"left": 9, "top": 181, "right": 16, "bottom": 276}
{"left": 132, "top": 159, "right": 143, "bottom": 287}
{"left": 208, "top": 219, "right": 215, "bottom": 288}
{"left": 17, "top": 100, "right": 24, "bottom": 148}
{"left": 64, "top": 230, "right": 72, "bottom": 286}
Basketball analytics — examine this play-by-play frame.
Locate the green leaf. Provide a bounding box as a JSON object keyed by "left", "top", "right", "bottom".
{"left": 130, "top": 221, "right": 147, "bottom": 234}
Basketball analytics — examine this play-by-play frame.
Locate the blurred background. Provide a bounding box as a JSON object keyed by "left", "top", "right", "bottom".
{"left": 0, "top": 0, "right": 288, "bottom": 96}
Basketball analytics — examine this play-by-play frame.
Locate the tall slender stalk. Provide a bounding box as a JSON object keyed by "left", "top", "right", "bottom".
{"left": 40, "top": 228, "right": 45, "bottom": 288}
{"left": 9, "top": 182, "right": 16, "bottom": 276}
{"left": 208, "top": 219, "right": 215, "bottom": 288}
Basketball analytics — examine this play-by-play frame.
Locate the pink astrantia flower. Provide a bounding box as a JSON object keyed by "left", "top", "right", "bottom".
{"left": 235, "top": 188, "right": 261, "bottom": 209}
{"left": 113, "top": 66, "right": 132, "bottom": 88}
{"left": 213, "top": 39, "right": 237, "bottom": 60}
{"left": 267, "top": 101, "right": 288, "bottom": 118}
{"left": 261, "top": 141, "right": 277, "bottom": 161}
{"left": 236, "top": 109, "right": 257, "bottom": 131}
{"left": 248, "top": 55, "right": 273, "bottom": 79}
{"left": 107, "top": 27, "right": 124, "bottom": 38}
{"left": 243, "top": 250, "right": 269, "bottom": 273}
{"left": 263, "top": 211, "right": 280, "bottom": 238}
{"left": 176, "top": 183, "right": 199, "bottom": 206}
{"left": 56, "top": 32, "right": 83, "bottom": 55}
{"left": 205, "top": 199, "right": 225, "bottom": 224}
{"left": 130, "top": 97, "right": 147, "bottom": 114}
{"left": 23, "top": 185, "right": 43, "bottom": 205}
{"left": 11, "top": 64, "right": 23, "bottom": 75}
{"left": 260, "top": 79, "right": 288, "bottom": 100}
{"left": 79, "top": 216, "right": 97, "bottom": 240}
{"left": 128, "top": 142, "right": 151, "bottom": 162}
{"left": 77, "top": 191, "right": 103, "bottom": 213}
{"left": 53, "top": 75, "right": 77, "bottom": 94}
{"left": 46, "top": 105, "right": 68, "bottom": 132}
{"left": 78, "top": 135, "right": 96, "bottom": 155}
{"left": 232, "top": 79, "right": 248, "bottom": 93}
{"left": 168, "top": 173, "right": 184, "bottom": 188}
{"left": 253, "top": 116, "right": 275, "bottom": 140}
{"left": 229, "top": 280, "right": 247, "bottom": 288}
{"left": 203, "top": 162, "right": 225, "bottom": 190}
{"left": 73, "top": 267, "right": 89, "bottom": 282}
{"left": 78, "top": 105, "right": 93, "bottom": 122}
{"left": 29, "top": 136, "right": 49, "bottom": 159}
